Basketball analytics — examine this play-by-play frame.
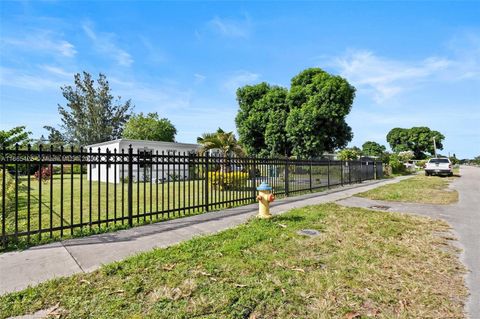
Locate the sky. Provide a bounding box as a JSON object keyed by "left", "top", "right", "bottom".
{"left": 1, "top": 1, "right": 479, "bottom": 158}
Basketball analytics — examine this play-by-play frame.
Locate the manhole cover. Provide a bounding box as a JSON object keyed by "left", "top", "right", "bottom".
{"left": 369, "top": 205, "right": 391, "bottom": 210}
{"left": 297, "top": 229, "right": 321, "bottom": 237}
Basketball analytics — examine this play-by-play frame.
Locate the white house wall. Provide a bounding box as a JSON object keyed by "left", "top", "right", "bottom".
{"left": 87, "top": 142, "right": 122, "bottom": 184}
{"left": 87, "top": 140, "right": 199, "bottom": 184}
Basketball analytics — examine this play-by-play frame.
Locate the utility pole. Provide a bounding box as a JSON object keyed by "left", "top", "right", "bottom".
{"left": 433, "top": 137, "right": 437, "bottom": 158}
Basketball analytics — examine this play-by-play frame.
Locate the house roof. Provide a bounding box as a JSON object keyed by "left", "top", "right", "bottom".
{"left": 85, "top": 139, "right": 199, "bottom": 149}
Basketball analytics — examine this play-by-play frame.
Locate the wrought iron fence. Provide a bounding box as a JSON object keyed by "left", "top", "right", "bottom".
{"left": 0, "top": 145, "right": 382, "bottom": 248}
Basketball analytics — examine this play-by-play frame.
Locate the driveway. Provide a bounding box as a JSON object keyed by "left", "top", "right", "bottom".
{"left": 337, "top": 166, "right": 480, "bottom": 319}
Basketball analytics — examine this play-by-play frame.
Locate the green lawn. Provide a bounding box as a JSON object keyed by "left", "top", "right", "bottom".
{"left": 0, "top": 203, "right": 466, "bottom": 318}
{"left": 2, "top": 174, "right": 254, "bottom": 248}
{"left": 356, "top": 174, "right": 459, "bottom": 204}
{"left": 2, "top": 170, "right": 332, "bottom": 249}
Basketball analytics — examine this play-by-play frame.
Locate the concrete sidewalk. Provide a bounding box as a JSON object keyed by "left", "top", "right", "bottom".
{"left": 0, "top": 176, "right": 410, "bottom": 295}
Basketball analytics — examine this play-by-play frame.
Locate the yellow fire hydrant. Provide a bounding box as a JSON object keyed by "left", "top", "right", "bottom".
{"left": 256, "top": 182, "right": 275, "bottom": 219}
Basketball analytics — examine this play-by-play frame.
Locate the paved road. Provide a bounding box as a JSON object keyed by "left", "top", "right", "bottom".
{"left": 0, "top": 175, "right": 412, "bottom": 296}
{"left": 337, "top": 166, "right": 480, "bottom": 319}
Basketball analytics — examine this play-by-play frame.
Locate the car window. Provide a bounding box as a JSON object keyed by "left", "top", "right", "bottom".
{"left": 429, "top": 158, "right": 449, "bottom": 163}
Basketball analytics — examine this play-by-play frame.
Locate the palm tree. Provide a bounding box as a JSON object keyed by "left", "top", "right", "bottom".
{"left": 197, "top": 128, "right": 244, "bottom": 172}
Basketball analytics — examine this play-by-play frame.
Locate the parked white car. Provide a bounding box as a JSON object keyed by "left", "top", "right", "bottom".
{"left": 424, "top": 158, "right": 453, "bottom": 176}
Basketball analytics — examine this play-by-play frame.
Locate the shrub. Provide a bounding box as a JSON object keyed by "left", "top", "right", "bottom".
{"left": 35, "top": 166, "right": 52, "bottom": 181}
{"left": 449, "top": 156, "right": 459, "bottom": 165}
{"left": 52, "top": 165, "right": 63, "bottom": 174}
{"left": 0, "top": 169, "right": 15, "bottom": 212}
{"left": 338, "top": 148, "right": 360, "bottom": 161}
{"left": 61, "top": 164, "right": 87, "bottom": 174}
{"left": 208, "top": 171, "right": 249, "bottom": 190}
{"left": 416, "top": 160, "right": 428, "bottom": 169}
{"left": 388, "top": 154, "right": 405, "bottom": 174}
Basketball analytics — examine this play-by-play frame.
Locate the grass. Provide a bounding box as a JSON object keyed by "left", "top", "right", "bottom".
{"left": 1, "top": 166, "right": 343, "bottom": 250}
{"left": 356, "top": 174, "right": 459, "bottom": 204}
{"left": 1, "top": 174, "right": 254, "bottom": 249}
{"left": 0, "top": 203, "right": 467, "bottom": 319}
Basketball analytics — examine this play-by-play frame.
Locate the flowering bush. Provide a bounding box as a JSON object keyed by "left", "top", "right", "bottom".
{"left": 35, "top": 166, "right": 52, "bottom": 182}
{"left": 208, "top": 171, "right": 249, "bottom": 190}
{"left": 398, "top": 151, "right": 415, "bottom": 162}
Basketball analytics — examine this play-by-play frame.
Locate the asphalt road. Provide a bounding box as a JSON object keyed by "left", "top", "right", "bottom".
{"left": 338, "top": 166, "right": 480, "bottom": 319}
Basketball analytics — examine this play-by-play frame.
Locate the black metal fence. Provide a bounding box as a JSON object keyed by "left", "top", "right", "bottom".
{"left": 0, "top": 145, "right": 382, "bottom": 248}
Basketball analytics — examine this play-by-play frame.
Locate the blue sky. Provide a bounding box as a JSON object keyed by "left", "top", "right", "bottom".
{"left": 1, "top": 1, "right": 479, "bottom": 158}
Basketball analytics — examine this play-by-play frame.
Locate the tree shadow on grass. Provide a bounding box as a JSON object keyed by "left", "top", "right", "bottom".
{"left": 274, "top": 215, "right": 305, "bottom": 222}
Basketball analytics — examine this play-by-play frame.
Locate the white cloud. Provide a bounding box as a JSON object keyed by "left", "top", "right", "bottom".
{"left": 207, "top": 15, "right": 252, "bottom": 38}
{"left": 223, "top": 70, "right": 260, "bottom": 92}
{"left": 446, "top": 31, "right": 480, "bottom": 80}
{"left": 327, "top": 32, "right": 480, "bottom": 104}
{"left": 330, "top": 50, "right": 451, "bottom": 103}
{"left": 139, "top": 36, "right": 167, "bottom": 64}
{"left": 2, "top": 31, "right": 76, "bottom": 57}
{"left": 109, "top": 77, "right": 193, "bottom": 111}
{"left": 194, "top": 73, "right": 206, "bottom": 84}
{"left": 0, "top": 64, "right": 74, "bottom": 92}
{"left": 57, "top": 41, "right": 76, "bottom": 57}
{"left": 40, "top": 65, "right": 72, "bottom": 78}
{"left": 0, "top": 66, "right": 64, "bottom": 91}
{"left": 82, "top": 22, "right": 133, "bottom": 67}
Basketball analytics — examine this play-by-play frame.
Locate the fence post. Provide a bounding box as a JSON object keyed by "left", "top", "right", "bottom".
{"left": 340, "top": 160, "right": 344, "bottom": 186}
{"left": 252, "top": 156, "right": 257, "bottom": 200}
{"left": 327, "top": 159, "right": 331, "bottom": 189}
{"left": 204, "top": 152, "right": 209, "bottom": 212}
{"left": 359, "top": 160, "right": 363, "bottom": 183}
{"left": 374, "top": 161, "right": 377, "bottom": 180}
{"left": 128, "top": 145, "right": 133, "bottom": 227}
{"left": 309, "top": 159, "right": 312, "bottom": 192}
{"left": 285, "top": 158, "right": 289, "bottom": 197}
{"left": 1, "top": 145, "right": 6, "bottom": 248}
{"left": 348, "top": 161, "right": 351, "bottom": 184}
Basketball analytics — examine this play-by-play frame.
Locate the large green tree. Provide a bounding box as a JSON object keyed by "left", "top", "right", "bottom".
{"left": 122, "top": 112, "right": 177, "bottom": 142}
{"left": 235, "top": 68, "right": 355, "bottom": 158}
{"left": 0, "top": 126, "right": 31, "bottom": 149}
{"left": 58, "top": 72, "right": 133, "bottom": 146}
{"left": 235, "top": 83, "right": 289, "bottom": 156}
{"left": 42, "top": 126, "right": 67, "bottom": 150}
{"left": 362, "top": 141, "right": 386, "bottom": 157}
{"left": 386, "top": 126, "right": 444, "bottom": 159}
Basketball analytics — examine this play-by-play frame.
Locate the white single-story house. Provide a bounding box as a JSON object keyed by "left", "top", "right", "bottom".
{"left": 86, "top": 139, "right": 199, "bottom": 183}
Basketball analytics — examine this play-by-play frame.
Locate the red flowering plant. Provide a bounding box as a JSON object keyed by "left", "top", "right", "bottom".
{"left": 35, "top": 166, "right": 52, "bottom": 182}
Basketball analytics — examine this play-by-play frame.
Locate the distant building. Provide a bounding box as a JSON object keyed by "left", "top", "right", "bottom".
{"left": 85, "top": 139, "right": 199, "bottom": 183}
